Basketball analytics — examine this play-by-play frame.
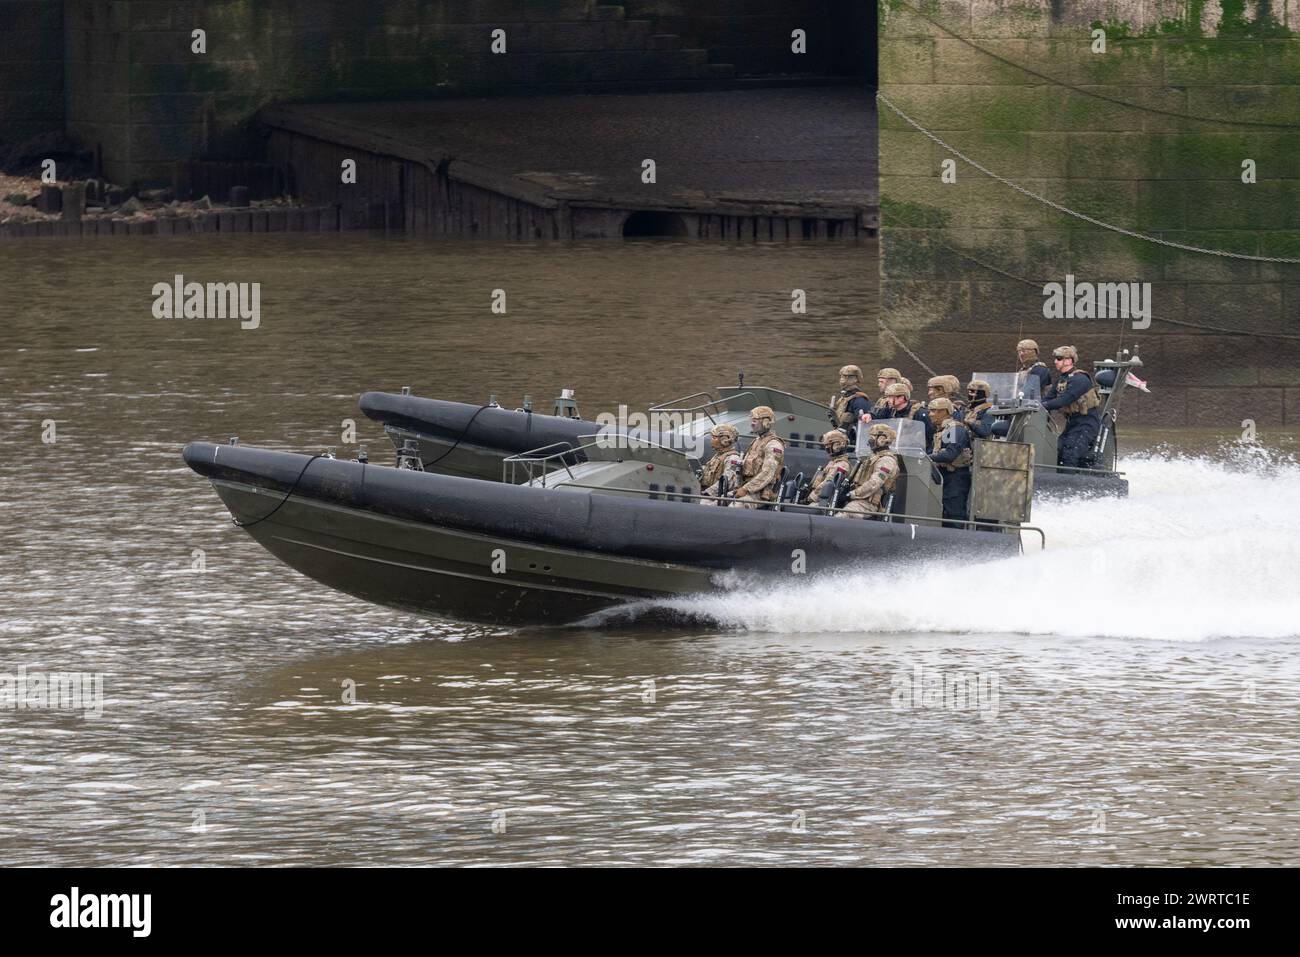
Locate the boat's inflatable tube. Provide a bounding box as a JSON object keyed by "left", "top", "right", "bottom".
{"left": 359, "top": 392, "right": 605, "bottom": 461}
{"left": 183, "top": 442, "right": 1017, "bottom": 571}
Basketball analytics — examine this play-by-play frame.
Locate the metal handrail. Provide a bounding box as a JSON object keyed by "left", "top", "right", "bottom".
{"left": 647, "top": 390, "right": 759, "bottom": 426}
{"left": 501, "top": 441, "right": 579, "bottom": 485}
{"left": 550, "top": 481, "right": 1046, "bottom": 549}
{"left": 649, "top": 390, "right": 717, "bottom": 412}
{"left": 503, "top": 433, "right": 693, "bottom": 486}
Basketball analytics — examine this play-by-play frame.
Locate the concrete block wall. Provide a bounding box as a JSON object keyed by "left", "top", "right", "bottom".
{"left": 878, "top": 0, "right": 1300, "bottom": 426}
{"left": 0, "top": 0, "right": 64, "bottom": 144}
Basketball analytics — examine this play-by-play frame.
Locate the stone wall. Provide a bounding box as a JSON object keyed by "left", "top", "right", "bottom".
{"left": 878, "top": 0, "right": 1300, "bottom": 426}
{"left": 0, "top": 0, "right": 64, "bottom": 144}
{"left": 54, "top": 0, "right": 868, "bottom": 188}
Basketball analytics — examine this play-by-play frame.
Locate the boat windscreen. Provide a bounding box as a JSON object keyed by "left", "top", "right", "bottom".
{"left": 855, "top": 417, "right": 927, "bottom": 457}
{"left": 972, "top": 371, "right": 1040, "bottom": 403}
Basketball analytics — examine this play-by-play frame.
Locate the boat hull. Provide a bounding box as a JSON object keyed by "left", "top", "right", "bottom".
{"left": 184, "top": 442, "right": 1019, "bottom": 625}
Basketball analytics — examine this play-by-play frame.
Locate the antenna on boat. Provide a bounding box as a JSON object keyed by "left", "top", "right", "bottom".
{"left": 738, "top": 368, "right": 745, "bottom": 388}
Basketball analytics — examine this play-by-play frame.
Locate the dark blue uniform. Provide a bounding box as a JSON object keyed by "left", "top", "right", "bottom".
{"left": 929, "top": 418, "right": 972, "bottom": 525}
{"left": 963, "top": 401, "right": 995, "bottom": 439}
{"left": 1021, "top": 361, "right": 1052, "bottom": 398}
{"left": 1041, "top": 369, "right": 1100, "bottom": 468}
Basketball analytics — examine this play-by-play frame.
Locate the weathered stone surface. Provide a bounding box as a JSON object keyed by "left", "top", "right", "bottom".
{"left": 880, "top": 3, "right": 1300, "bottom": 423}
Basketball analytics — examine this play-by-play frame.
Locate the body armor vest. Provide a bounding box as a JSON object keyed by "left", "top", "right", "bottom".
{"left": 832, "top": 390, "right": 869, "bottom": 428}
{"left": 741, "top": 432, "right": 785, "bottom": 501}
{"left": 700, "top": 449, "right": 741, "bottom": 492}
{"left": 931, "top": 421, "right": 973, "bottom": 471}
{"left": 1056, "top": 372, "right": 1100, "bottom": 417}
{"left": 861, "top": 450, "right": 901, "bottom": 507}
{"left": 809, "top": 453, "right": 851, "bottom": 499}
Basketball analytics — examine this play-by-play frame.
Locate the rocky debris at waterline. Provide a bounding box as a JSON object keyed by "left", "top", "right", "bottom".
{"left": 0, "top": 174, "right": 324, "bottom": 236}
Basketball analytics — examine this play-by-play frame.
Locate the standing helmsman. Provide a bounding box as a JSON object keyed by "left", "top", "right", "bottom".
{"left": 829, "top": 365, "right": 873, "bottom": 444}
{"left": 697, "top": 424, "right": 743, "bottom": 505}
{"left": 1041, "top": 345, "right": 1101, "bottom": 469}
{"left": 876, "top": 381, "right": 933, "bottom": 446}
{"left": 926, "top": 397, "right": 973, "bottom": 525}
{"left": 1017, "top": 339, "right": 1052, "bottom": 396}
{"left": 733, "top": 406, "right": 785, "bottom": 508}
{"left": 838, "top": 424, "right": 901, "bottom": 518}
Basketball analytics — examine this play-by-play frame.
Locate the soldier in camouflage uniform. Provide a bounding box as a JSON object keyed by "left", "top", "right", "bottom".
{"left": 803, "top": 430, "right": 853, "bottom": 506}
{"left": 838, "top": 424, "right": 900, "bottom": 518}
{"left": 732, "top": 405, "right": 785, "bottom": 508}
{"left": 829, "top": 364, "right": 873, "bottom": 445}
{"left": 697, "top": 423, "right": 743, "bottom": 505}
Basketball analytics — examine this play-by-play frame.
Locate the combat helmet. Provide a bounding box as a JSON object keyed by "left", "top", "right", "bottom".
{"left": 1053, "top": 345, "right": 1079, "bottom": 361}
{"left": 839, "top": 364, "right": 863, "bottom": 381}
{"left": 876, "top": 367, "right": 902, "bottom": 382}
{"left": 866, "top": 423, "right": 896, "bottom": 449}
{"left": 709, "top": 423, "right": 739, "bottom": 449}
{"left": 928, "top": 396, "right": 954, "bottom": 418}
{"left": 749, "top": 405, "right": 776, "bottom": 429}
{"left": 821, "top": 429, "right": 849, "bottom": 453}
{"left": 1017, "top": 338, "right": 1039, "bottom": 354}
{"left": 967, "top": 378, "right": 991, "bottom": 402}
{"left": 883, "top": 382, "right": 911, "bottom": 399}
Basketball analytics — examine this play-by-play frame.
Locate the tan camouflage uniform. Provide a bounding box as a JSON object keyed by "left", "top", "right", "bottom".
{"left": 838, "top": 450, "right": 900, "bottom": 518}
{"left": 734, "top": 433, "right": 785, "bottom": 508}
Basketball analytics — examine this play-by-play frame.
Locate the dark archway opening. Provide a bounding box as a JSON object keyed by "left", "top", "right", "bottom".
{"left": 622, "top": 211, "right": 690, "bottom": 238}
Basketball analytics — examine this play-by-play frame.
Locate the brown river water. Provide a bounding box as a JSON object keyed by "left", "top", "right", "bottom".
{"left": 1, "top": 235, "right": 1297, "bottom": 865}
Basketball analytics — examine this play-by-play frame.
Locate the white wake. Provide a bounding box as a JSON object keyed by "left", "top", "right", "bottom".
{"left": 647, "top": 444, "right": 1300, "bottom": 642}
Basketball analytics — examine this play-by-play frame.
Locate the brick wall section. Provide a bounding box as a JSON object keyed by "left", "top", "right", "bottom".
{"left": 57, "top": 0, "right": 868, "bottom": 188}
{"left": 878, "top": 0, "right": 1300, "bottom": 426}
{"left": 0, "top": 0, "right": 64, "bottom": 143}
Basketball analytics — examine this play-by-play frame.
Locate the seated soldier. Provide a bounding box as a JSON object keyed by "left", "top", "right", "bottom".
{"left": 803, "top": 430, "right": 853, "bottom": 505}
{"left": 697, "top": 423, "right": 743, "bottom": 505}
{"left": 732, "top": 405, "right": 785, "bottom": 509}
{"left": 837, "top": 424, "right": 900, "bottom": 518}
